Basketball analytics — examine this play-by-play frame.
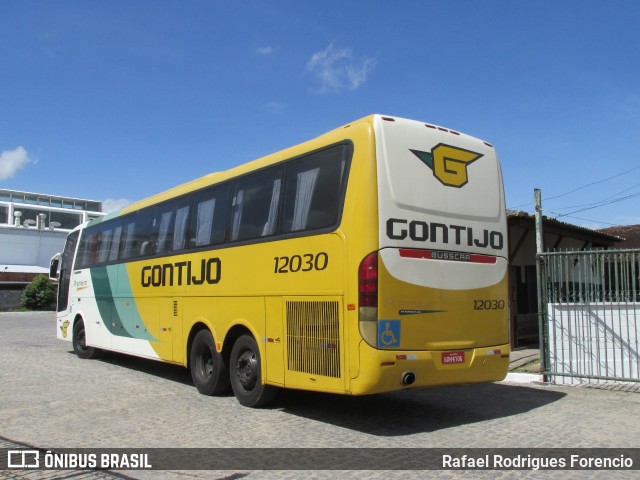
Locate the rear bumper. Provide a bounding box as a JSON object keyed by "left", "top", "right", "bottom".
{"left": 350, "top": 340, "right": 510, "bottom": 395}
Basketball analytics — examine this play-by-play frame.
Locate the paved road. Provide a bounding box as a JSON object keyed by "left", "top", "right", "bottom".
{"left": 1, "top": 312, "right": 639, "bottom": 479}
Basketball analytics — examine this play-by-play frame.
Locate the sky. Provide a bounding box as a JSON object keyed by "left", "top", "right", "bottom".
{"left": 1, "top": 1, "right": 639, "bottom": 228}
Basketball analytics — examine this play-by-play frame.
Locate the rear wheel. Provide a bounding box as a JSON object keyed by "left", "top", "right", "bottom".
{"left": 230, "top": 335, "right": 277, "bottom": 407}
{"left": 190, "top": 329, "right": 230, "bottom": 395}
{"left": 72, "top": 319, "right": 98, "bottom": 359}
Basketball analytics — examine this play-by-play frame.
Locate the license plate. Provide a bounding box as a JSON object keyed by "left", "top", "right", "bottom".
{"left": 441, "top": 351, "right": 465, "bottom": 365}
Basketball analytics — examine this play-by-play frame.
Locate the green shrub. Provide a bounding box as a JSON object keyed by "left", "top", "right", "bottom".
{"left": 20, "top": 274, "right": 56, "bottom": 311}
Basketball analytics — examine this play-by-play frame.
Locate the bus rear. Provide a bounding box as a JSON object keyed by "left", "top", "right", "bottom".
{"left": 354, "top": 115, "right": 509, "bottom": 394}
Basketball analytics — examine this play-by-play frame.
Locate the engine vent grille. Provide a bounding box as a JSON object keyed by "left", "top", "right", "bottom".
{"left": 286, "top": 301, "right": 341, "bottom": 378}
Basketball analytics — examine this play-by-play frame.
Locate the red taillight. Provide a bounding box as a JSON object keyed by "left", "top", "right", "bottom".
{"left": 359, "top": 252, "right": 378, "bottom": 307}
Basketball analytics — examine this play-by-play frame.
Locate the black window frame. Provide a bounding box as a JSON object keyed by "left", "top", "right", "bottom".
{"left": 73, "top": 140, "right": 353, "bottom": 269}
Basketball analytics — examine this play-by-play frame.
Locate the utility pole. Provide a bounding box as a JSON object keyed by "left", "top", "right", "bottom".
{"left": 534, "top": 189, "right": 549, "bottom": 381}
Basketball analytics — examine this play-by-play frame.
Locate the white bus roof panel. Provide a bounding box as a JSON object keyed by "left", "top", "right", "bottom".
{"left": 375, "top": 115, "right": 503, "bottom": 221}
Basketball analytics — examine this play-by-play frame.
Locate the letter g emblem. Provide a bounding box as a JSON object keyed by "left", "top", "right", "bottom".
{"left": 411, "top": 144, "right": 483, "bottom": 188}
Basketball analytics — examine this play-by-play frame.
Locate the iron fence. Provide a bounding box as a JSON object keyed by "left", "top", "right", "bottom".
{"left": 539, "top": 249, "right": 640, "bottom": 384}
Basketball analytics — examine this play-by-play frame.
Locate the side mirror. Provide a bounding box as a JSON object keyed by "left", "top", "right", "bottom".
{"left": 50, "top": 253, "right": 61, "bottom": 280}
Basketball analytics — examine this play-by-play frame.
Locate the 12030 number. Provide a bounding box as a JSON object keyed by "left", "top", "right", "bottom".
{"left": 473, "top": 299, "right": 506, "bottom": 310}
{"left": 274, "top": 252, "right": 329, "bottom": 274}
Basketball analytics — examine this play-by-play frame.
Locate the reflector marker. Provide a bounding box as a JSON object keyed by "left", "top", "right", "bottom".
{"left": 396, "top": 354, "right": 417, "bottom": 361}
{"left": 424, "top": 124, "right": 461, "bottom": 136}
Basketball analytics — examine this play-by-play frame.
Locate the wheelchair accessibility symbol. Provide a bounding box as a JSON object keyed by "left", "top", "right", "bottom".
{"left": 378, "top": 320, "right": 401, "bottom": 348}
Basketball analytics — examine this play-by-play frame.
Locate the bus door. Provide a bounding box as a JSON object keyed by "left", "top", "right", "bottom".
{"left": 53, "top": 230, "right": 79, "bottom": 341}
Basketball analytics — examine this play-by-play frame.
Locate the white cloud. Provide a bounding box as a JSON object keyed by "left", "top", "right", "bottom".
{"left": 0, "top": 146, "right": 36, "bottom": 180}
{"left": 256, "top": 46, "right": 275, "bottom": 55}
{"left": 306, "top": 43, "right": 377, "bottom": 94}
{"left": 102, "top": 198, "right": 133, "bottom": 213}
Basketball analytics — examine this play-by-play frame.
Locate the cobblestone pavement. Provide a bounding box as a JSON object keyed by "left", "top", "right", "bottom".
{"left": 1, "top": 312, "right": 639, "bottom": 479}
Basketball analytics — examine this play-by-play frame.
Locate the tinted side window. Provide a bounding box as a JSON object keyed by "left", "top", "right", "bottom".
{"left": 117, "top": 209, "right": 157, "bottom": 259}
{"left": 95, "top": 226, "right": 115, "bottom": 264}
{"left": 188, "top": 185, "right": 230, "bottom": 248}
{"left": 152, "top": 198, "right": 191, "bottom": 255}
{"left": 135, "top": 210, "right": 157, "bottom": 257}
{"left": 281, "top": 145, "right": 349, "bottom": 233}
{"left": 120, "top": 217, "right": 138, "bottom": 260}
{"left": 76, "top": 227, "right": 99, "bottom": 268}
{"left": 108, "top": 225, "right": 122, "bottom": 262}
{"left": 230, "top": 167, "right": 283, "bottom": 242}
{"left": 76, "top": 221, "right": 123, "bottom": 268}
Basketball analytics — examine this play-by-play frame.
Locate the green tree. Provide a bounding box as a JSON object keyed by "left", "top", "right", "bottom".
{"left": 20, "top": 275, "right": 56, "bottom": 311}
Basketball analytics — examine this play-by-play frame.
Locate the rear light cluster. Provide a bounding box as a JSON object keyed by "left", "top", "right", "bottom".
{"left": 358, "top": 252, "right": 378, "bottom": 346}
{"left": 358, "top": 252, "right": 378, "bottom": 307}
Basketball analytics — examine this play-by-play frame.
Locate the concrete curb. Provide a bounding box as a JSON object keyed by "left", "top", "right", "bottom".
{"left": 0, "top": 311, "right": 54, "bottom": 315}
{"left": 502, "top": 372, "right": 544, "bottom": 384}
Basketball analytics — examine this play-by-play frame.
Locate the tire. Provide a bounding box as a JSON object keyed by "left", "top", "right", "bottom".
{"left": 190, "top": 329, "right": 230, "bottom": 395}
{"left": 229, "top": 335, "right": 277, "bottom": 408}
{"left": 72, "top": 319, "right": 98, "bottom": 359}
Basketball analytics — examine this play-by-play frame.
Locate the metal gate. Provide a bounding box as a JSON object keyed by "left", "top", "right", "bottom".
{"left": 538, "top": 249, "right": 640, "bottom": 384}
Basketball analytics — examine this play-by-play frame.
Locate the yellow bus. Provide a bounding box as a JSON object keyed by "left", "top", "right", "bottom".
{"left": 51, "top": 114, "right": 510, "bottom": 407}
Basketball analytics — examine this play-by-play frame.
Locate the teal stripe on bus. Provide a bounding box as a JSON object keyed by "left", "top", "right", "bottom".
{"left": 90, "top": 265, "right": 156, "bottom": 341}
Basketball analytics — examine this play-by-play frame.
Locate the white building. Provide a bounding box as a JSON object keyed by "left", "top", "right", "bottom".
{"left": 0, "top": 189, "right": 103, "bottom": 308}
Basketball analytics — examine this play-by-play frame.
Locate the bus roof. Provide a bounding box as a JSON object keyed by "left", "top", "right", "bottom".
{"left": 92, "top": 114, "right": 492, "bottom": 224}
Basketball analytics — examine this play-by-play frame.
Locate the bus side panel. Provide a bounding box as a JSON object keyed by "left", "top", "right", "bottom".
{"left": 97, "top": 263, "right": 161, "bottom": 359}
{"left": 261, "top": 233, "right": 348, "bottom": 392}
{"left": 120, "top": 256, "right": 188, "bottom": 362}
{"left": 264, "top": 296, "right": 285, "bottom": 386}
{"left": 171, "top": 297, "right": 184, "bottom": 365}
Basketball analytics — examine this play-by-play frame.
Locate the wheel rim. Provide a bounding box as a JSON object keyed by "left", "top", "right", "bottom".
{"left": 196, "top": 346, "right": 214, "bottom": 379}
{"left": 235, "top": 349, "right": 258, "bottom": 391}
{"left": 77, "top": 326, "right": 87, "bottom": 351}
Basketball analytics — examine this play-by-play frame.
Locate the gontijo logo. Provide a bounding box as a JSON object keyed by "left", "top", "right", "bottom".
{"left": 410, "top": 144, "right": 483, "bottom": 188}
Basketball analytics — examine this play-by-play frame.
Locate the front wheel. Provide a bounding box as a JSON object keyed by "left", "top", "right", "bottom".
{"left": 230, "top": 335, "right": 277, "bottom": 407}
{"left": 72, "top": 319, "right": 98, "bottom": 359}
